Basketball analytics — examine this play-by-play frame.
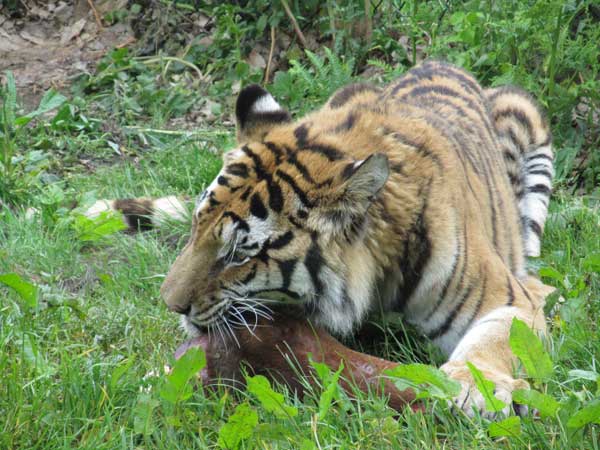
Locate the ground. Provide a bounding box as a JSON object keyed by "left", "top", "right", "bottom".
{"left": 1, "top": 1, "right": 599, "bottom": 449}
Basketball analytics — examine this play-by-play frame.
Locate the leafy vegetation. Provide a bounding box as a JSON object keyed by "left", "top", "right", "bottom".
{"left": 1, "top": 0, "right": 599, "bottom": 448}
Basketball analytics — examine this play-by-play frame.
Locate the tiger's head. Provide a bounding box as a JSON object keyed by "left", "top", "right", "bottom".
{"left": 160, "top": 85, "right": 389, "bottom": 337}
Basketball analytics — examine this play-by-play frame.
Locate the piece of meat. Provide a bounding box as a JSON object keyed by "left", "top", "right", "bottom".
{"left": 174, "top": 315, "right": 421, "bottom": 412}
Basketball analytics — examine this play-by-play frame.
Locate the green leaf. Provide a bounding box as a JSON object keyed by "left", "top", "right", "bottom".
{"left": 512, "top": 389, "right": 559, "bottom": 418}
{"left": 566, "top": 398, "right": 600, "bottom": 429}
{"left": 160, "top": 346, "right": 206, "bottom": 404}
{"left": 246, "top": 374, "right": 297, "bottom": 418}
{"left": 133, "top": 393, "right": 159, "bottom": 436}
{"left": 15, "top": 89, "right": 67, "bottom": 126}
{"left": 0, "top": 272, "right": 38, "bottom": 308}
{"left": 2, "top": 71, "right": 17, "bottom": 127}
{"left": 218, "top": 402, "right": 258, "bottom": 450}
{"left": 110, "top": 356, "right": 136, "bottom": 390}
{"left": 582, "top": 253, "right": 600, "bottom": 272}
{"left": 318, "top": 361, "right": 344, "bottom": 420}
{"left": 568, "top": 369, "right": 600, "bottom": 395}
{"left": 488, "top": 416, "right": 521, "bottom": 438}
{"left": 509, "top": 318, "right": 553, "bottom": 380}
{"left": 71, "top": 212, "right": 127, "bottom": 243}
{"left": 568, "top": 369, "right": 600, "bottom": 382}
{"left": 538, "top": 266, "right": 564, "bottom": 286}
{"left": 467, "top": 362, "right": 507, "bottom": 412}
{"left": 385, "top": 363, "right": 461, "bottom": 400}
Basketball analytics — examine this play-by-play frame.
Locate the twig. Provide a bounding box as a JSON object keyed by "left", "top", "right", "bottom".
{"left": 280, "top": 0, "right": 307, "bottom": 48}
{"left": 134, "top": 56, "right": 204, "bottom": 80}
{"left": 122, "top": 126, "right": 229, "bottom": 137}
{"left": 327, "top": 0, "right": 336, "bottom": 47}
{"left": 264, "top": 26, "right": 276, "bottom": 84}
{"left": 364, "top": 0, "right": 372, "bottom": 44}
{"left": 87, "top": 0, "right": 104, "bottom": 29}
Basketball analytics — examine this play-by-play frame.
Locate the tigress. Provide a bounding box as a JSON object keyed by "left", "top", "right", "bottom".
{"left": 88, "top": 60, "right": 556, "bottom": 416}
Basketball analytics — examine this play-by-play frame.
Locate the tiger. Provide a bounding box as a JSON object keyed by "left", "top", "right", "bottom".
{"left": 88, "top": 60, "right": 556, "bottom": 416}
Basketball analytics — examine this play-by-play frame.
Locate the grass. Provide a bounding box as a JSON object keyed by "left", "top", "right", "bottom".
{"left": 1, "top": 0, "right": 600, "bottom": 448}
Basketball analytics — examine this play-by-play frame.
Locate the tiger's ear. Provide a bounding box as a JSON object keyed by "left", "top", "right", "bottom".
{"left": 309, "top": 153, "right": 390, "bottom": 234}
{"left": 235, "top": 85, "right": 291, "bottom": 143}
{"left": 342, "top": 153, "right": 390, "bottom": 202}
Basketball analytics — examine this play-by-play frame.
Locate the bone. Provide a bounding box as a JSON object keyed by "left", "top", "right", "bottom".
{"left": 174, "top": 315, "right": 421, "bottom": 412}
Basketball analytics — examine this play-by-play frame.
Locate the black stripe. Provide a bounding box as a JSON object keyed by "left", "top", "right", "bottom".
{"left": 526, "top": 153, "right": 553, "bottom": 163}
{"left": 222, "top": 211, "right": 249, "bottom": 232}
{"left": 240, "top": 263, "right": 258, "bottom": 284}
{"left": 395, "top": 180, "right": 432, "bottom": 310}
{"left": 294, "top": 124, "right": 309, "bottom": 147}
{"left": 435, "top": 64, "right": 483, "bottom": 97}
{"left": 428, "top": 228, "right": 464, "bottom": 317}
{"left": 529, "top": 220, "right": 542, "bottom": 237}
{"left": 240, "top": 187, "right": 251, "bottom": 201}
{"left": 247, "top": 287, "right": 301, "bottom": 300}
{"left": 516, "top": 279, "right": 534, "bottom": 307}
{"left": 391, "top": 132, "right": 443, "bottom": 170}
{"left": 405, "top": 85, "right": 484, "bottom": 122}
{"left": 275, "top": 169, "right": 312, "bottom": 207}
{"left": 341, "top": 162, "right": 355, "bottom": 180}
{"left": 208, "top": 192, "right": 220, "bottom": 207}
{"left": 277, "top": 258, "right": 297, "bottom": 290}
{"left": 226, "top": 163, "right": 249, "bottom": 178}
{"left": 461, "top": 272, "right": 487, "bottom": 335}
{"left": 304, "top": 234, "right": 324, "bottom": 296}
{"left": 527, "top": 184, "right": 551, "bottom": 195}
{"left": 250, "top": 193, "right": 268, "bottom": 219}
{"left": 528, "top": 169, "right": 553, "bottom": 178}
{"left": 507, "top": 171, "right": 520, "bottom": 186}
{"left": 503, "top": 148, "right": 518, "bottom": 162}
{"left": 329, "top": 83, "right": 380, "bottom": 108}
{"left": 300, "top": 143, "right": 345, "bottom": 161}
{"left": 267, "top": 181, "right": 284, "bottom": 213}
{"left": 283, "top": 147, "right": 318, "bottom": 184}
{"left": 268, "top": 231, "right": 294, "bottom": 250}
{"left": 528, "top": 163, "right": 552, "bottom": 171}
{"left": 428, "top": 282, "right": 476, "bottom": 339}
{"left": 507, "top": 276, "right": 515, "bottom": 306}
{"left": 506, "top": 127, "right": 526, "bottom": 154}
{"left": 263, "top": 142, "right": 284, "bottom": 165}
{"left": 493, "top": 108, "right": 534, "bottom": 140}
{"left": 241, "top": 145, "right": 268, "bottom": 180}
{"left": 334, "top": 112, "right": 357, "bottom": 132}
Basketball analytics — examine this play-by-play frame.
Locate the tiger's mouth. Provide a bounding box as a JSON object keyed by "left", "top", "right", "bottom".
{"left": 182, "top": 296, "right": 276, "bottom": 344}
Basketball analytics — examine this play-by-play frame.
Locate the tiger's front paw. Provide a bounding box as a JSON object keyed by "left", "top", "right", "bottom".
{"left": 441, "top": 361, "right": 529, "bottom": 419}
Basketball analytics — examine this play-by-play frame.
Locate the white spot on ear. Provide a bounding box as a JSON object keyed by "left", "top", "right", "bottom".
{"left": 252, "top": 94, "right": 282, "bottom": 114}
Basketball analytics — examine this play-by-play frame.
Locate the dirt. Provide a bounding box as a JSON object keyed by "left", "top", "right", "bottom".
{"left": 0, "top": 0, "right": 135, "bottom": 109}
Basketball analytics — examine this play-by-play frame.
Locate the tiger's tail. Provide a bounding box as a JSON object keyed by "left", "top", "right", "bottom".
{"left": 84, "top": 195, "right": 189, "bottom": 232}
{"left": 486, "top": 86, "right": 554, "bottom": 257}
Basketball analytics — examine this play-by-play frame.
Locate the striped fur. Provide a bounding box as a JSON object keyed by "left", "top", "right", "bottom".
{"left": 485, "top": 86, "right": 554, "bottom": 257}
{"left": 113, "top": 61, "right": 557, "bottom": 416}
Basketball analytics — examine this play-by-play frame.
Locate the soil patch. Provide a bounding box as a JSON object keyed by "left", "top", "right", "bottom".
{"left": 0, "top": 0, "right": 135, "bottom": 109}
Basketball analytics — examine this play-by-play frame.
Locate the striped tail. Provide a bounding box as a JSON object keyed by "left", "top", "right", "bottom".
{"left": 485, "top": 86, "right": 554, "bottom": 257}
{"left": 84, "top": 195, "right": 190, "bottom": 232}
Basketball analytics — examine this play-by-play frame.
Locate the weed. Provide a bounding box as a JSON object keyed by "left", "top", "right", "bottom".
{"left": 1, "top": 0, "right": 600, "bottom": 448}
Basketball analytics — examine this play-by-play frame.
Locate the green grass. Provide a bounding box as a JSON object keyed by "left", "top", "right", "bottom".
{"left": 1, "top": 0, "right": 600, "bottom": 448}
{"left": 1, "top": 140, "right": 599, "bottom": 449}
